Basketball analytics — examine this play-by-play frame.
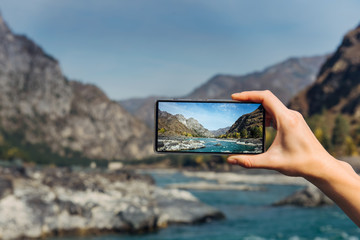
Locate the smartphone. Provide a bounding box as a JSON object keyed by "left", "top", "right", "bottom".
{"left": 155, "top": 99, "right": 265, "bottom": 154}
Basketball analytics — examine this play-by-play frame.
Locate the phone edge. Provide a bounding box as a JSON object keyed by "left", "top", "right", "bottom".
{"left": 154, "top": 99, "right": 265, "bottom": 155}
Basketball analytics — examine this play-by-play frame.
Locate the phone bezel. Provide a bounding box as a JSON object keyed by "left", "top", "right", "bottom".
{"left": 154, "top": 99, "right": 265, "bottom": 155}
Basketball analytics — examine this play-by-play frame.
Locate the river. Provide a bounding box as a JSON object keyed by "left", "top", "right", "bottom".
{"left": 186, "top": 138, "right": 258, "bottom": 153}
{"left": 50, "top": 170, "right": 360, "bottom": 240}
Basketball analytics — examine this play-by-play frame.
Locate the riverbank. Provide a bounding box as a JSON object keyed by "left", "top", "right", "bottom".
{"left": 83, "top": 169, "right": 358, "bottom": 240}
{"left": 157, "top": 136, "right": 206, "bottom": 151}
{"left": 157, "top": 136, "right": 263, "bottom": 153}
{"left": 0, "top": 166, "right": 224, "bottom": 239}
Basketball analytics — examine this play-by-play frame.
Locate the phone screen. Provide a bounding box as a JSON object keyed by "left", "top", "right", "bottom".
{"left": 155, "top": 100, "right": 265, "bottom": 154}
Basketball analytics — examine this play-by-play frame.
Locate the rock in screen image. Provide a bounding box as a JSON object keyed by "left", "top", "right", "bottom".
{"left": 157, "top": 102, "right": 264, "bottom": 154}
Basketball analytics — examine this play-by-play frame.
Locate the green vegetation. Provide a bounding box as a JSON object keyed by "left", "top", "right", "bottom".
{"left": 0, "top": 129, "right": 108, "bottom": 167}
{"left": 158, "top": 128, "right": 166, "bottom": 134}
{"left": 331, "top": 115, "right": 349, "bottom": 147}
{"left": 249, "top": 126, "right": 263, "bottom": 138}
{"left": 306, "top": 113, "right": 359, "bottom": 156}
{"left": 240, "top": 129, "right": 248, "bottom": 138}
{"left": 218, "top": 125, "right": 263, "bottom": 139}
{"left": 181, "top": 132, "right": 193, "bottom": 137}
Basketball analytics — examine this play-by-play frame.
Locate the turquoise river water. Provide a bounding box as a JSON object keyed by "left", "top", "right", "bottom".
{"left": 50, "top": 171, "right": 360, "bottom": 240}
{"left": 184, "top": 138, "right": 257, "bottom": 153}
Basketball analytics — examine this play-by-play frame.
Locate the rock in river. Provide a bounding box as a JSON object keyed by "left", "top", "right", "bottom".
{"left": 272, "top": 184, "right": 333, "bottom": 207}
{"left": 0, "top": 166, "right": 224, "bottom": 239}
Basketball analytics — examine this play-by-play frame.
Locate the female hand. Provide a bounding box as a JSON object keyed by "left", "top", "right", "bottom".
{"left": 228, "top": 90, "right": 360, "bottom": 227}
{"left": 227, "top": 90, "right": 337, "bottom": 178}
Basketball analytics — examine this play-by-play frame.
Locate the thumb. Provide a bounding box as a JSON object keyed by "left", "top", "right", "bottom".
{"left": 227, "top": 154, "right": 272, "bottom": 169}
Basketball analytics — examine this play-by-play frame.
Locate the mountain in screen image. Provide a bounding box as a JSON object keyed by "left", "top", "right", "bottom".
{"left": 225, "top": 105, "right": 264, "bottom": 139}
{"left": 210, "top": 127, "right": 231, "bottom": 137}
{"left": 157, "top": 110, "right": 213, "bottom": 137}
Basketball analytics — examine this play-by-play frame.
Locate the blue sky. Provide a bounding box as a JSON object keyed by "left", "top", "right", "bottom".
{"left": 0, "top": 1, "right": 359, "bottom": 100}
{"left": 159, "top": 102, "right": 260, "bottom": 130}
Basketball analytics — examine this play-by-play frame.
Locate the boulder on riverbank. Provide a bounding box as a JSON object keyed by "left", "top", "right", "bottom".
{"left": 272, "top": 185, "right": 333, "bottom": 207}
{"left": 0, "top": 166, "right": 224, "bottom": 239}
{"left": 157, "top": 137, "right": 206, "bottom": 151}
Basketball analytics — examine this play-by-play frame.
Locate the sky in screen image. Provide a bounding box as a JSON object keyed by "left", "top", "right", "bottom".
{"left": 159, "top": 102, "right": 260, "bottom": 131}
{"left": 0, "top": 1, "right": 359, "bottom": 100}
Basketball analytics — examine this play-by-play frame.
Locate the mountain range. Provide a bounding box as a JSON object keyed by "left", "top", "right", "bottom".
{"left": 0, "top": 12, "right": 359, "bottom": 162}
{"left": 0, "top": 15, "right": 153, "bottom": 160}
{"left": 158, "top": 111, "right": 214, "bottom": 137}
{"left": 158, "top": 106, "right": 263, "bottom": 139}
{"left": 120, "top": 55, "right": 326, "bottom": 128}
{"left": 186, "top": 56, "right": 326, "bottom": 103}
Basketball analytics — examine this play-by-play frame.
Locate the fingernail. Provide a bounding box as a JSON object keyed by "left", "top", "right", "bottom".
{"left": 227, "top": 157, "right": 238, "bottom": 164}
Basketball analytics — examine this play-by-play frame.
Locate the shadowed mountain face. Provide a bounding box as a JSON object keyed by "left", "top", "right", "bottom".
{"left": 0, "top": 15, "right": 153, "bottom": 160}
{"left": 289, "top": 24, "right": 360, "bottom": 118}
{"left": 226, "top": 106, "right": 264, "bottom": 136}
{"left": 120, "top": 55, "right": 326, "bottom": 129}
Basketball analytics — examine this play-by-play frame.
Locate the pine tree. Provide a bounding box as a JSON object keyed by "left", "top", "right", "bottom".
{"left": 331, "top": 115, "right": 349, "bottom": 149}
{"left": 241, "top": 129, "right": 248, "bottom": 138}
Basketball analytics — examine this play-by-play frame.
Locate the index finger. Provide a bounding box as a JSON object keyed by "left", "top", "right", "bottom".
{"left": 231, "top": 90, "right": 288, "bottom": 118}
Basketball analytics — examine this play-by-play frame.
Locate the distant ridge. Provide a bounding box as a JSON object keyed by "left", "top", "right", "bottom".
{"left": 186, "top": 56, "right": 326, "bottom": 104}
{"left": 120, "top": 55, "right": 326, "bottom": 128}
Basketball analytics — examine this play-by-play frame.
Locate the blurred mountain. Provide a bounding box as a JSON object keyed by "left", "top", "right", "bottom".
{"left": 120, "top": 96, "right": 167, "bottom": 128}
{"left": 120, "top": 55, "right": 326, "bottom": 128}
{"left": 186, "top": 56, "right": 326, "bottom": 103}
{"left": 289, "top": 24, "right": 360, "bottom": 119}
{"left": 0, "top": 15, "right": 153, "bottom": 161}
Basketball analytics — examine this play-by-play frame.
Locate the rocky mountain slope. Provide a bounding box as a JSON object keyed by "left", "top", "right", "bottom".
{"left": 158, "top": 111, "right": 213, "bottom": 137}
{"left": 226, "top": 106, "right": 264, "bottom": 137}
{"left": 158, "top": 111, "right": 197, "bottom": 136}
{"left": 0, "top": 15, "right": 153, "bottom": 160}
{"left": 120, "top": 56, "right": 326, "bottom": 129}
{"left": 289, "top": 24, "right": 360, "bottom": 119}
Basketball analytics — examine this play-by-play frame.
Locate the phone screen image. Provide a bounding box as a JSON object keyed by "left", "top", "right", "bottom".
{"left": 155, "top": 100, "right": 265, "bottom": 154}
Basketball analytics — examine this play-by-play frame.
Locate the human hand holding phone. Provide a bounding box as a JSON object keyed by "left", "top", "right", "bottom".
{"left": 227, "top": 90, "right": 332, "bottom": 177}
{"left": 228, "top": 90, "right": 360, "bottom": 227}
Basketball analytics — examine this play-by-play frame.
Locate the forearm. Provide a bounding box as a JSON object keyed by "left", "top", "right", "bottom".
{"left": 305, "top": 156, "right": 360, "bottom": 227}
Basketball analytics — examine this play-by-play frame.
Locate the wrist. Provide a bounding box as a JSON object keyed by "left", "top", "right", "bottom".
{"left": 303, "top": 153, "right": 341, "bottom": 183}
{"left": 304, "top": 154, "right": 358, "bottom": 188}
